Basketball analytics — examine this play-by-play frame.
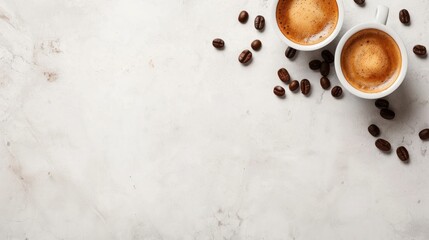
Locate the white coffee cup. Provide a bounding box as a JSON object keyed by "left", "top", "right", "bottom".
{"left": 271, "top": 0, "right": 345, "bottom": 51}
{"left": 334, "top": 5, "right": 408, "bottom": 99}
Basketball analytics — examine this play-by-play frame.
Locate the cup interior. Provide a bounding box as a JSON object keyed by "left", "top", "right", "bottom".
{"left": 271, "top": 0, "right": 344, "bottom": 51}
{"left": 334, "top": 23, "right": 408, "bottom": 99}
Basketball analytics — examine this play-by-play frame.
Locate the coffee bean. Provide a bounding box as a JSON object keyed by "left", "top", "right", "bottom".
{"left": 238, "top": 11, "right": 249, "bottom": 23}
{"left": 375, "top": 99, "right": 389, "bottom": 109}
{"left": 320, "top": 77, "right": 331, "bottom": 90}
{"left": 368, "top": 124, "right": 380, "bottom": 137}
{"left": 309, "top": 60, "right": 322, "bottom": 70}
{"left": 289, "top": 80, "right": 299, "bottom": 92}
{"left": 285, "top": 47, "right": 297, "bottom": 59}
{"left": 212, "top": 38, "right": 224, "bottom": 49}
{"left": 354, "top": 0, "right": 365, "bottom": 5}
{"left": 413, "top": 45, "right": 427, "bottom": 56}
{"left": 320, "top": 61, "right": 330, "bottom": 76}
{"left": 375, "top": 139, "right": 391, "bottom": 152}
{"left": 380, "top": 108, "right": 395, "bottom": 120}
{"left": 331, "top": 86, "right": 343, "bottom": 98}
{"left": 254, "top": 15, "right": 265, "bottom": 30}
{"left": 251, "top": 40, "right": 262, "bottom": 51}
{"left": 238, "top": 50, "right": 252, "bottom": 64}
{"left": 419, "top": 129, "right": 429, "bottom": 140}
{"left": 399, "top": 9, "right": 410, "bottom": 24}
{"left": 321, "top": 50, "right": 334, "bottom": 63}
{"left": 396, "top": 146, "right": 409, "bottom": 162}
{"left": 277, "top": 68, "right": 290, "bottom": 83}
{"left": 300, "top": 79, "right": 311, "bottom": 95}
{"left": 273, "top": 86, "right": 285, "bottom": 97}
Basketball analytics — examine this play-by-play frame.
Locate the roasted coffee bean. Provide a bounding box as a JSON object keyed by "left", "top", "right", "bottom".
{"left": 380, "top": 108, "right": 395, "bottom": 120}
{"left": 285, "top": 47, "right": 297, "bottom": 59}
{"left": 331, "top": 86, "right": 343, "bottom": 98}
{"left": 238, "top": 11, "right": 249, "bottom": 23}
{"left": 321, "top": 50, "right": 334, "bottom": 63}
{"left": 277, "top": 68, "right": 290, "bottom": 83}
{"left": 320, "top": 77, "right": 331, "bottom": 90}
{"left": 320, "top": 61, "right": 330, "bottom": 76}
{"left": 254, "top": 15, "right": 265, "bottom": 30}
{"left": 251, "top": 40, "right": 262, "bottom": 51}
{"left": 375, "top": 139, "right": 391, "bottom": 152}
{"left": 354, "top": 0, "right": 365, "bottom": 5}
{"left": 368, "top": 124, "right": 381, "bottom": 137}
{"left": 399, "top": 9, "right": 410, "bottom": 24}
{"left": 212, "top": 38, "right": 224, "bottom": 49}
{"left": 375, "top": 99, "right": 389, "bottom": 109}
{"left": 300, "top": 79, "right": 311, "bottom": 95}
{"left": 396, "top": 146, "right": 409, "bottom": 162}
{"left": 289, "top": 80, "right": 299, "bottom": 92}
{"left": 309, "top": 60, "right": 322, "bottom": 70}
{"left": 273, "top": 86, "right": 285, "bottom": 97}
{"left": 419, "top": 129, "right": 429, "bottom": 140}
{"left": 413, "top": 45, "right": 427, "bottom": 56}
{"left": 238, "top": 50, "right": 252, "bottom": 64}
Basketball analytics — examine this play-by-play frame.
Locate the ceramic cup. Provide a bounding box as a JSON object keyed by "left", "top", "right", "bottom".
{"left": 334, "top": 5, "right": 408, "bottom": 99}
{"left": 271, "top": 0, "right": 345, "bottom": 51}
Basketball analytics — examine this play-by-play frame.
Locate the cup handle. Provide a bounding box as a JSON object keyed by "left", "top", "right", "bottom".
{"left": 375, "top": 5, "right": 389, "bottom": 25}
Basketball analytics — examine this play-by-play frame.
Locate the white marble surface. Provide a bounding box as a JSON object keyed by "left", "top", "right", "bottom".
{"left": 0, "top": 0, "right": 428, "bottom": 239}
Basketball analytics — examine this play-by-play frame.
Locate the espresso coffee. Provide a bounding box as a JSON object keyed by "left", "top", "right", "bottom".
{"left": 276, "top": 0, "right": 339, "bottom": 45}
{"left": 341, "top": 29, "right": 402, "bottom": 93}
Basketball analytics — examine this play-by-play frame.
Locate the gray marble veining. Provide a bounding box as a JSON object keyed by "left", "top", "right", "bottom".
{"left": 0, "top": 0, "right": 428, "bottom": 239}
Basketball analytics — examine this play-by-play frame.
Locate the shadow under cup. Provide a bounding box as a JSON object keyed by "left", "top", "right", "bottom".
{"left": 340, "top": 28, "right": 402, "bottom": 94}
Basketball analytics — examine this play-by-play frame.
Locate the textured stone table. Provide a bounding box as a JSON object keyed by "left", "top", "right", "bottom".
{"left": 0, "top": 0, "right": 428, "bottom": 239}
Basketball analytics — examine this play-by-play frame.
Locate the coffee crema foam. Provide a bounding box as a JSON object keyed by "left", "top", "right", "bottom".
{"left": 341, "top": 29, "right": 402, "bottom": 93}
{"left": 276, "top": 0, "right": 339, "bottom": 45}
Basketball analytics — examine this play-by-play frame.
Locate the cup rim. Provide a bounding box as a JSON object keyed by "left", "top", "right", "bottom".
{"left": 334, "top": 23, "right": 408, "bottom": 99}
{"left": 270, "top": 0, "right": 344, "bottom": 51}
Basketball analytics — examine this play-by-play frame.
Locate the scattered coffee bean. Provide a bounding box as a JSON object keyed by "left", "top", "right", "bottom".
{"left": 375, "top": 99, "right": 389, "bottom": 109}
{"left": 251, "top": 40, "right": 262, "bottom": 51}
{"left": 289, "top": 80, "right": 299, "bottom": 92}
{"left": 331, "top": 86, "right": 343, "bottom": 98}
{"left": 274, "top": 86, "right": 285, "bottom": 97}
{"left": 212, "top": 38, "right": 224, "bottom": 49}
{"left": 321, "top": 50, "right": 334, "bottom": 63}
{"left": 368, "top": 124, "right": 381, "bottom": 137}
{"left": 354, "top": 0, "right": 365, "bottom": 5}
{"left": 309, "top": 60, "right": 322, "bottom": 70}
{"left": 375, "top": 139, "right": 391, "bottom": 152}
{"left": 320, "top": 61, "right": 330, "bottom": 76}
{"left": 238, "top": 50, "right": 252, "bottom": 64}
{"left": 399, "top": 9, "right": 410, "bottom": 24}
{"left": 300, "top": 79, "right": 311, "bottom": 95}
{"left": 277, "top": 68, "right": 290, "bottom": 83}
{"left": 396, "top": 146, "right": 409, "bottom": 162}
{"left": 413, "top": 45, "right": 427, "bottom": 56}
{"left": 254, "top": 15, "right": 265, "bottom": 30}
{"left": 285, "top": 47, "right": 297, "bottom": 59}
{"left": 238, "top": 11, "right": 249, "bottom": 23}
{"left": 320, "top": 77, "right": 331, "bottom": 90}
{"left": 419, "top": 129, "right": 429, "bottom": 140}
{"left": 380, "top": 108, "right": 395, "bottom": 120}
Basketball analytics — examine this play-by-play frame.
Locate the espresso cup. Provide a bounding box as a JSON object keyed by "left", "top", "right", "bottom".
{"left": 271, "top": 0, "right": 345, "bottom": 51}
{"left": 335, "top": 5, "right": 408, "bottom": 99}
